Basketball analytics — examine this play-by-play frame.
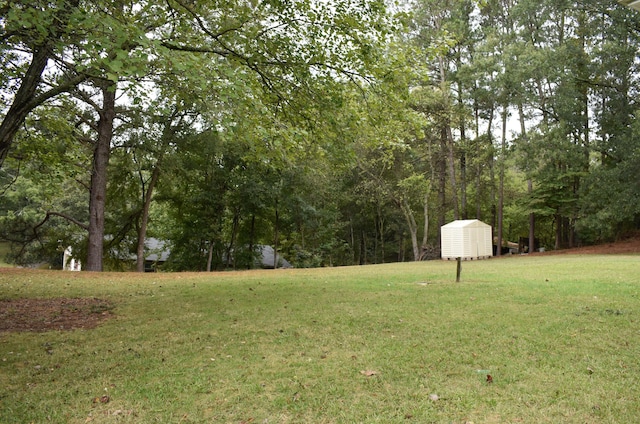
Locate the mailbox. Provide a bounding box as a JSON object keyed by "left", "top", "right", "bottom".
{"left": 441, "top": 219, "right": 493, "bottom": 260}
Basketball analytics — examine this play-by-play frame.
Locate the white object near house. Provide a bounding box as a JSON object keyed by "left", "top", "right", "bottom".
{"left": 63, "top": 246, "right": 82, "bottom": 271}
{"left": 441, "top": 219, "right": 493, "bottom": 260}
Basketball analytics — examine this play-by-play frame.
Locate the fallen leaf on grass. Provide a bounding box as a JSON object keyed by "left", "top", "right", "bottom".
{"left": 360, "top": 370, "right": 378, "bottom": 377}
{"left": 105, "top": 410, "right": 134, "bottom": 416}
{"left": 92, "top": 395, "right": 110, "bottom": 404}
{"left": 486, "top": 374, "right": 493, "bottom": 384}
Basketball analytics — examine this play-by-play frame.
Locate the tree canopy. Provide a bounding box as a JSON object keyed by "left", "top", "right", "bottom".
{"left": 2, "top": 0, "right": 640, "bottom": 270}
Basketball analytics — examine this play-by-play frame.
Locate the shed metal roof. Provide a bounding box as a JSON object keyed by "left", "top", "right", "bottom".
{"left": 441, "top": 219, "right": 490, "bottom": 229}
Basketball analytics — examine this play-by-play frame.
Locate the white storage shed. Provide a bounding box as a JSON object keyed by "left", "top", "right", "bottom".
{"left": 441, "top": 219, "right": 493, "bottom": 260}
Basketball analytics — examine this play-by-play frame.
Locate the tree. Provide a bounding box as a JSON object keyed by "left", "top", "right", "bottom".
{"left": 0, "top": 102, "right": 91, "bottom": 265}
{"left": 0, "top": 0, "right": 87, "bottom": 167}
{"left": 348, "top": 86, "right": 432, "bottom": 262}
{"left": 5, "top": 0, "right": 640, "bottom": 270}
{"left": 576, "top": 2, "right": 640, "bottom": 241}
{"left": 2, "top": 0, "right": 396, "bottom": 270}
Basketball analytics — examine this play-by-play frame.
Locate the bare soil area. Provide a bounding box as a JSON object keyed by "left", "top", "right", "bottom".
{"left": 0, "top": 297, "right": 114, "bottom": 333}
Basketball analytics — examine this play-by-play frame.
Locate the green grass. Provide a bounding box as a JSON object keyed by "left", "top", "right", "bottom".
{"left": 1, "top": 254, "right": 640, "bottom": 423}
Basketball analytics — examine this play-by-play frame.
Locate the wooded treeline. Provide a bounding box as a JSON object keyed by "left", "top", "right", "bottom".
{"left": 1, "top": 0, "right": 639, "bottom": 271}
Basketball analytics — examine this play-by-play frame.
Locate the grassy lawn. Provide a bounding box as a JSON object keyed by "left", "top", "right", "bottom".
{"left": 1, "top": 254, "right": 639, "bottom": 423}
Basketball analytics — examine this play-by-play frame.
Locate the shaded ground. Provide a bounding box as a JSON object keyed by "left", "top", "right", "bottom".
{"left": 0, "top": 297, "right": 114, "bottom": 333}
{"left": 537, "top": 232, "right": 640, "bottom": 255}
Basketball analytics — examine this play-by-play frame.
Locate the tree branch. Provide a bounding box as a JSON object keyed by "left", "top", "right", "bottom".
{"left": 160, "top": 40, "right": 231, "bottom": 56}
{"left": 0, "top": 159, "right": 21, "bottom": 196}
{"left": 28, "top": 73, "right": 89, "bottom": 111}
{"left": 38, "top": 211, "right": 90, "bottom": 232}
{"left": 172, "top": 0, "right": 249, "bottom": 42}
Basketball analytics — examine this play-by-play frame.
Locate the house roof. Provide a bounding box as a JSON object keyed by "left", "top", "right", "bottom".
{"left": 258, "top": 245, "right": 292, "bottom": 268}
{"left": 143, "top": 238, "right": 170, "bottom": 262}
{"left": 441, "top": 219, "right": 491, "bottom": 229}
{"left": 140, "top": 240, "right": 292, "bottom": 268}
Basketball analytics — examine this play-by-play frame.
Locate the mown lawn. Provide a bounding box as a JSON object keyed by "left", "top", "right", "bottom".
{"left": 1, "top": 254, "right": 639, "bottom": 423}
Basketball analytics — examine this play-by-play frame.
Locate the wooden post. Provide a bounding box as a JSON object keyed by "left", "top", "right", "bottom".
{"left": 456, "top": 257, "right": 462, "bottom": 282}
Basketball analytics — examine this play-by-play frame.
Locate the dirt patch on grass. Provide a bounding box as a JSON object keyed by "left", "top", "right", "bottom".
{"left": 0, "top": 298, "right": 114, "bottom": 333}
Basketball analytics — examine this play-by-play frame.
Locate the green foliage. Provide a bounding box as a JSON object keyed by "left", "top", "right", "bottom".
{"left": 0, "top": 105, "right": 91, "bottom": 266}
{"left": 1, "top": 0, "right": 400, "bottom": 269}
{"left": 4, "top": 0, "right": 640, "bottom": 270}
{"left": 577, "top": 117, "right": 640, "bottom": 242}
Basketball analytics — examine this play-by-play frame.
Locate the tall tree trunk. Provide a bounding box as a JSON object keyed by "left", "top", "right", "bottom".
{"left": 373, "top": 215, "right": 379, "bottom": 263}
{"left": 380, "top": 216, "right": 385, "bottom": 263}
{"left": 135, "top": 164, "right": 161, "bottom": 272}
{"left": 226, "top": 212, "right": 239, "bottom": 269}
{"left": 528, "top": 179, "right": 535, "bottom": 253}
{"left": 445, "top": 125, "right": 459, "bottom": 220}
{"left": 377, "top": 206, "right": 385, "bottom": 263}
{"left": 86, "top": 81, "right": 116, "bottom": 271}
{"left": 488, "top": 114, "right": 496, "bottom": 248}
{"left": 477, "top": 105, "right": 495, "bottom": 220}
{"left": 274, "top": 200, "right": 279, "bottom": 268}
{"left": 437, "top": 145, "right": 446, "bottom": 249}
{"left": 517, "top": 101, "right": 536, "bottom": 254}
{"left": 206, "top": 242, "right": 214, "bottom": 272}
{"left": 476, "top": 161, "right": 482, "bottom": 220}
{"left": 437, "top": 56, "right": 458, "bottom": 221}
{"left": 0, "top": 47, "right": 50, "bottom": 167}
{"left": 135, "top": 113, "right": 179, "bottom": 272}
{"left": 399, "top": 199, "right": 420, "bottom": 261}
{"left": 420, "top": 190, "right": 430, "bottom": 260}
{"left": 459, "top": 95, "right": 467, "bottom": 220}
{"left": 460, "top": 150, "right": 467, "bottom": 220}
{"left": 555, "top": 212, "right": 562, "bottom": 250}
{"left": 496, "top": 105, "right": 507, "bottom": 257}
{"left": 359, "top": 229, "right": 366, "bottom": 265}
{"left": 350, "top": 218, "right": 355, "bottom": 264}
{"left": 490, "top": 162, "right": 496, "bottom": 232}
{"left": 248, "top": 214, "right": 256, "bottom": 269}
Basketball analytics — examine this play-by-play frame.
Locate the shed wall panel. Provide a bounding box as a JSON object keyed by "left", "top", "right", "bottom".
{"left": 441, "top": 220, "right": 493, "bottom": 259}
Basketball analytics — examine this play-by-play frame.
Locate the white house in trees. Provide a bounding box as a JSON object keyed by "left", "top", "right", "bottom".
{"left": 63, "top": 246, "right": 81, "bottom": 271}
